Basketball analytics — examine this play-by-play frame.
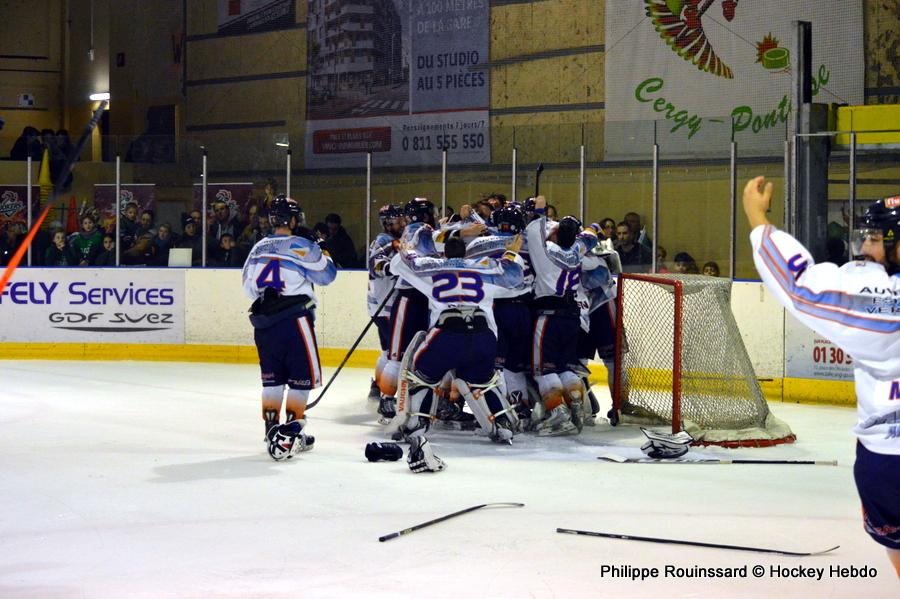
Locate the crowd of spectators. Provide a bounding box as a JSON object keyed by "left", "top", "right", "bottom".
{"left": 595, "top": 210, "right": 722, "bottom": 277}
{"left": 7, "top": 126, "right": 76, "bottom": 189}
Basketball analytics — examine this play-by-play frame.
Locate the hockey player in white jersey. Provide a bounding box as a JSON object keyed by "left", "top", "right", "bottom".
{"left": 388, "top": 233, "right": 525, "bottom": 472}
{"left": 242, "top": 196, "right": 337, "bottom": 460}
{"left": 464, "top": 203, "right": 535, "bottom": 421}
{"left": 573, "top": 232, "right": 622, "bottom": 424}
{"left": 744, "top": 177, "right": 900, "bottom": 576}
{"left": 366, "top": 204, "right": 404, "bottom": 420}
{"left": 526, "top": 195, "right": 599, "bottom": 435}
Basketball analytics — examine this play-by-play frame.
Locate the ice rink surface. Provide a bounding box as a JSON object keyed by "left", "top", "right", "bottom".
{"left": 0, "top": 360, "right": 896, "bottom": 598}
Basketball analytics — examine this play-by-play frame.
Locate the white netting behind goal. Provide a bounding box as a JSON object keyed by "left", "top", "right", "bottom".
{"left": 613, "top": 273, "right": 795, "bottom": 447}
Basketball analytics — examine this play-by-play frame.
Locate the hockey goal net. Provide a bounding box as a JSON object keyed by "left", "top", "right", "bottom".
{"left": 612, "top": 273, "right": 795, "bottom": 447}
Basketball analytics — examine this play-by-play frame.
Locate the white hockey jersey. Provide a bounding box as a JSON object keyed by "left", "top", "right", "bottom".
{"left": 464, "top": 234, "right": 533, "bottom": 299}
{"left": 394, "top": 222, "right": 443, "bottom": 291}
{"left": 525, "top": 215, "right": 598, "bottom": 299}
{"left": 242, "top": 234, "right": 337, "bottom": 305}
{"left": 367, "top": 232, "right": 399, "bottom": 317}
{"left": 390, "top": 250, "right": 525, "bottom": 334}
{"left": 751, "top": 225, "right": 900, "bottom": 455}
{"left": 577, "top": 250, "right": 619, "bottom": 332}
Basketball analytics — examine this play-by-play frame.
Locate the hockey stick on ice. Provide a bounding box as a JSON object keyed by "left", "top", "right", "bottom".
{"left": 597, "top": 454, "right": 838, "bottom": 466}
{"left": 306, "top": 287, "right": 396, "bottom": 410}
{"left": 556, "top": 528, "right": 840, "bottom": 557}
{"left": 0, "top": 101, "right": 107, "bottom": 293}
{"left": 379, "top": 502, "right": 524, "bottom": 542}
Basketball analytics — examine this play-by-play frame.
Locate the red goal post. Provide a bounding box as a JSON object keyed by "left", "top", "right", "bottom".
{"left": 611, "top": 273, "right": 795, "bottom": 448}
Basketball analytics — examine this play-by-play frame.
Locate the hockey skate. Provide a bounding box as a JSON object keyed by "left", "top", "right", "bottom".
{"left": 377, "top": 395, "right": 397, "bottom": 424}
{"left": 536, "top": 405, "right": 578, "bottom": 437}
{"left": 367, "top": 378, "right": 381, "bottom": 404}
{"left": 435, "top": 396, "right": 478, "bottom": 432}
{"left": 569, "top": 398, "right": 586, "bottom": 433}
{"left": 488, "top": 414, "right": 515, "bottom": 444}
{"left": 267, "top": 419, "right": 315, "bottom": 461}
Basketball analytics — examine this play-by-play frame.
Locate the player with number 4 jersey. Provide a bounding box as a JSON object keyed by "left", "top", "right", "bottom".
{"left": 242, "top": 196, "right": 337, "bottom": 460}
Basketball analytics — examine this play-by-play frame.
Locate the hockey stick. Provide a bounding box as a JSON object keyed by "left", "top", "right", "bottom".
{"left": 597, "top": 454, "right": 838, "bottom": 466}
{"left": 307, "top": 287, "right": 396, "bottom": 410}
{"left": 0, "top": 101, "right": 107, "bottom": 292}
{"left": 534, "top": 162, "right": 544, "bottom": 197}
{"left": 556, "top": 528, "right": 840, "bottom": 557}
{"left": 379, "top": 502, "right": 524, "bottom": 542}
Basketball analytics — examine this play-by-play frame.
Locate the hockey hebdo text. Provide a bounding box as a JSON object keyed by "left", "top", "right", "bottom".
{"left": 599, "top": 563, "right": 878, "bottom": 581}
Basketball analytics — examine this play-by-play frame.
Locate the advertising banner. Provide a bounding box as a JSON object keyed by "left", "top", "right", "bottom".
{"left": 604, "top": 0, "right": 864, "bottom": 158}
{"left": 0, "top": 269, "right": 185, "bottom": 343}
{"left": 93, "top": 184, "right": 156, "bottom": 233}
{"left": 217, "top": 0, "right": 295, "bottom": 35}
{"left": 783, "top": 312, "right": 854, "bottom": 381}
{"left": 305, "top": 0, "right": 490, "bottom": 168}
{"left": 0, "top": 185, "right": 39, "bottom": 234}
{"left": 192, "top": 183, "right": 255, "bottom": 222}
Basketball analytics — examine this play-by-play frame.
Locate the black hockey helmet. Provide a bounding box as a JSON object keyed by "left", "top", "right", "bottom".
{"left": 378, "top": 204, "right": 403, "bottom": 228}
{"left": 852, "top": 196, "right": 900, "bottom": 261}
{"left": 556, "top": 215, "right": 582, "bottom": 249}
{"left": 491, "top": 204, "right": 525, "bottom": 235}
{"left": 404, "top": 197, "right": 435, "bottom": 225}
{"left": 269, "top": 195, "right": 301, "bottom": 228}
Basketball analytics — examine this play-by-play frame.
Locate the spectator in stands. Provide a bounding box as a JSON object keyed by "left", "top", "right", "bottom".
{"left": 44, "top": 229, "right": 76, "bottom": 266}
{"left": 238, "top": 212, "right": 270, "bottom": 253}
{"left": 702, "top": 261, "right": 721, "bottom": 277}
{"left": 313, "top": 222, "right": 329, "bottom": 242}
{"left": 209, "top": 200, "right": 240, "bottom": 246}
{"left": 70, "top": 214, "right": 104, "bottom": 266}
{"left": 209, "top": 233, "right": 243, "bottom": 267}
{"left": 149, "top": 223, "right": 175, "bottom": 266}
{"left": 177, "top": 215, "right": 203, "bottom": 266}
{"left": 0, "top": 223, "right": 23, "bottom": 266}
{"left": 54, "top": 129, "right": 74, "bottom": 189}
{"left": 189, "top": 209, "right": 202, "bottom": 227}
{"left": 615, "top": 220, "right": 652, "bottom": 273}
{"left": 625, "top": 212, "right": 652, "bottom": 250}
{"left": 260, "top": 178, "right": 277, "bottom": 211}
{"left": 29, "top": 224, "right": 52, "bottom": 267}
{"left": 9, "top": 126, "right": 42, "bottom": 161}
{"left": 122, "top": 232, "right": 154, "bottom": 266}
{"left": 672, "top": 252, "right": 700, "bottom": 274}
{"left": 546, "top": 204, "right": 558, "bottom": 221}
{"left": 324, "top": 213, "right": 358, "bottom": 268}
{"left": 120, "top": 202, "right": 139, "bottom": 249}
{"left": 137, "top": 209, "right": 156, "bottom": 238}
{"left": 94, "top": 234, "right": 117, "bottom": 266}
{"left": 599, "top": 218, "right": 616, "bottom": 241}
{"left": 656, "top": 245, "right": 670, "bottom": 273}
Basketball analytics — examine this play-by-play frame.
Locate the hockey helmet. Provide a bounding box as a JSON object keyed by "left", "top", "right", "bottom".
{"left": 404, "top": 197, "right": 435, "bottom": 225}
{"left": 852, "top": 196, "right": 900, "bottom": 262}
{"left": 378, "top": 204, "right": 403, "bottom": 228}
{"left": 269, "top": 195, "right": 302, "bottom": 228}
{"left": 556, "top": 215, "right": 582, "bottom": 249}
{"left": 491, "top": 204, "right": 526, "bottom": 235}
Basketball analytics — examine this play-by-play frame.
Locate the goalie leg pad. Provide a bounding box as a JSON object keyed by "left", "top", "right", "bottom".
{"left": 455, "top": 377, "right": 519, "bottom": 443}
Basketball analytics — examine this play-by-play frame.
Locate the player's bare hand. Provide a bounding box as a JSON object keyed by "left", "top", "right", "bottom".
{"left": 505, "top": 234, "right": 523, "bottom": 254}
{"left": 459, "top": 204, "right": 472, "bottom": 219}
{"left": 461, "top": 223, "right": 487, "bottom": 238}
{"left": 534, "top": 195, "right": 547, "bottom": 210}
{"left": 742, "top": 176, "right": 772, "bottom": 229}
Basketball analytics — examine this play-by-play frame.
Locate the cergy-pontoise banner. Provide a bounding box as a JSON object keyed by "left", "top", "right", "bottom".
{"left": 0, "top": 270, "right": 185, "bottom": 344}
{"left": 305, "top": 0, "right": 489, "bottom": 168}
{"left": 604, "top": 0, "right": 864, "bottom": 158}
{"left": 217, "top": 0, "right": 295, "bottom": 35}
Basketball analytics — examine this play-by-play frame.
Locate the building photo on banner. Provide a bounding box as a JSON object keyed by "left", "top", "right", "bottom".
{"left": 604, "top": 0, "right": 864, "bottom": 157}
{"left": 305, "top": 0, "right": 490, "bottom": 168}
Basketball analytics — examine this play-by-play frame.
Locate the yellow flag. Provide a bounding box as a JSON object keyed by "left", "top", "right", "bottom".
{"left": 38, "top": 147, "right": 52, "bottom": 202}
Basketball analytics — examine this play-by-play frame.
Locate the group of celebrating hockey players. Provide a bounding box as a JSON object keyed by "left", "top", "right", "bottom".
{"left": 239, "top": 185, "right": 898, "bottom": 574}
{"left": 365, "top": 194, "right": 622, "bottom": 473}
